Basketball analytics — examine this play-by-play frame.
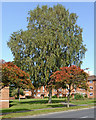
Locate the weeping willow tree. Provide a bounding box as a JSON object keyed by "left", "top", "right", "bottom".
{"left": 7, "top": 4, "right": 87, "bottom": 103}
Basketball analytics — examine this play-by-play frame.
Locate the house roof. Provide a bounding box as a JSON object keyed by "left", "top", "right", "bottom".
{"left": 88, "top": 75, "right": 96, "bottom": 81}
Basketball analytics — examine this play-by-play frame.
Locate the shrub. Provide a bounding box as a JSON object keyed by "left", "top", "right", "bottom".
{"left": 59, "top": 96, "right": 62, "bottom": 98}
{"left": 84, "top": 94, "right": 88, "bottom": 98}
{"left": 26, "top": 96, "right": 32, "bottom": 99}
{"left": 74, "top": 93, "right": 84, "bottom": 100}
{"left": 44, "top": 96, "right": 49, "bottom": 98}
{"left": 52, "top": 95, "right": 57, "bottom": 98}
{"left": 61, "top": 96, "right": 66, "bottom": 98}
{"left": 11, "top": 88, "right": 25, "bottom": 98}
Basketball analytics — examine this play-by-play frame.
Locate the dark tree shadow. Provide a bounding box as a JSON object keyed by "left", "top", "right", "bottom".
{"left": 1, "top": 108, "right": 33, "bottom": 115}
{"left": 47, "top": 104, "right": 77, "bottom": 108}
{"left": 19, "top": 99, "right": 66, "bottom": 104}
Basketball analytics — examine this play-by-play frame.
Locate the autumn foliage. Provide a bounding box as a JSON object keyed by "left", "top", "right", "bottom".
{"left": 50, "top": 65, "right": 89, "bottom": 107}
{"left": 0, "top": 61, "right": 34, "bottom": 90}
{"left": 50, "top": 65, "right": 89, "bottom": 90}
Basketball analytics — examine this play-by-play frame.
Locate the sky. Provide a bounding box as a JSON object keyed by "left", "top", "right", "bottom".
{"left": 1, "top": 2, "right": 94, "bottom": 75}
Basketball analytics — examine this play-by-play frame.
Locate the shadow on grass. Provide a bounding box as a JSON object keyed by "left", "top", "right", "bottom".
{"left": 19, "top": 99, "right": 66, "bottom": 104}
{"left": 47, "top": 104, "right": 77, "bottom": 108}
{"left": 1, "top": 108, "right": 33, "bottom": 115}
{"left": 9, "top": 101, "right": 17, "bottom": 107}
{"left": 94, "top": 100, "right": 96, "bottom": 103}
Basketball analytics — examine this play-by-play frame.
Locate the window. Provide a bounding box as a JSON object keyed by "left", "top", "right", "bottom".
{"left": 38, "top": 89, "right": 40, "bottom": 92}
{"left": 43, "top": 86, "right": 45, "bottom": 90}
{"left": 59, "top": 88, "right": 62, "bottom": 91}
{"left": 74, "top": 89, "right": 76, "bottom": 92}
{"left": 59, "top": 94, "right": 62, "bottom": 97}
{"left": 90, "top": 86, "right": 93, "bottom": 89}
{"left": 34, "top": 90, "right": 36, "bottom": 92}
{"left": 82, "top": 93, "right": 85, "bottom": 96}
{"left": 90, "top": 93, "right": 93, "bottom": 96}
{"left": 25, "top": 93, "right": 29, "bottom": 95}
{"left": 26, "top": 90, "right": 29, "bottom": 92}
{"left": 37, "top": 94, "right": 40, "bottom": 97}
{"left": 54, "top": 89, "right": 57, "bottom": 92}
{"left": 90, "top": 80, "right": 93, "bottom": 83}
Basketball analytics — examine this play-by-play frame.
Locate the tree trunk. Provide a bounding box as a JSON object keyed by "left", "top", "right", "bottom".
{"left": 67, "top": 85, "right": 71, "bottom": 108}
{"left": 31, "top": 89, "right": 34, "bottom": 98}
{"left": 57, "top": 89, "right": 59, "bottom": 98}
{"left": 67, "top": 94, "right": 70, "bottom": 108}
{"left": 48, "top": 87, "right": 52, "bottom": 103}
{"left": 17, "top": 88, "right": 20, "bottom": 101}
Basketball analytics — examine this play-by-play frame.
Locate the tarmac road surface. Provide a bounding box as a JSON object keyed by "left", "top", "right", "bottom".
{"left": 2, "top": 107, "right": 96, "bottom": 120}
{"left": 23, "top": 107, "right": 96, "bottom": 119}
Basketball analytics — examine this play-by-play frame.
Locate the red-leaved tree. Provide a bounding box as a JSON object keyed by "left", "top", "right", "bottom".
{"left": 0, "top": 61, "right": 34, "bottom": 100}
{"left": 50, "top": 65, "right": 89, "bottom": 107}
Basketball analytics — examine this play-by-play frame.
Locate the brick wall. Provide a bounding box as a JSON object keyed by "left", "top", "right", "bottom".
{"left": 0, "top": 87, "right": 9, "bottom": 108}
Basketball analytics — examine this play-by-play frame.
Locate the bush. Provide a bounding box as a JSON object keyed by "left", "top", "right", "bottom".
{"left": 11, "top": 88, "right": 25, "bottom": 98}
{"left": 74, "top": 93, "right": 84, "bottom": 100}
{"left": 52, "top": 95, "right": 57, "bottom": 98}
{"left": 44, "top": 96, "right": 49, "bottom": 98}
{"left": 26, "top": 96, "right": 32, "bottom": 99}
{"left": 84, "top": 94, "right": 88, "bottom": 98}
{"left": 61, "top": 96, "right": 66, "bottom": 98}
{"left": 59, "top": 96, "right": 62, "bottom": 98}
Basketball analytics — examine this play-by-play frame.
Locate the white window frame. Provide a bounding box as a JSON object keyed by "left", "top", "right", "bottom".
{"left": 43, "top": 86, "right": 45, "bottom": 90}
{"left": 90, "top": 86, "right": 93, "bottom": 89}
{"left": 90, "top": 80, "right": 93, "bottom": 83}
{"left": 54, "top": 89, "right": 57, "bottom": 92}
{"left": 90, "top": 93, "right": 93, "bottom": 96}
{"left": 59, "top": 88, "right": 62, "bottom": 91}
{"left": 59, "top": 94, "right": 62, "bottom": 97}
{"left": 26, "top": 90, "right": 29, "bottom": 92}
{"left": 37, "top": 94, "right": 40, "bottom": 97}
{"left": 38, "top": 89, "right": 40, "bottom": 92}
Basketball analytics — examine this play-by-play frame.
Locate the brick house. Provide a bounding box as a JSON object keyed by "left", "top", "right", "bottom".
{"left": 1, "top": 75, "right": 95, "bottom": 109}
{"left": 87, "top": 75, "right": 96, "bottom": 98}
{"left": 0, "top": 87, "right": 9, "bottom": 108}
{"left": 20, "top": 75, "right": 96, "bottom": 99}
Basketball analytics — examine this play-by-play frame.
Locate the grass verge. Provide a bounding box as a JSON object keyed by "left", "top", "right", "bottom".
{"left": 1, "top": 105, "right": 94, "bottom": 119}
{"left": 1, "top": 98, "right": 96, "bottom": 119}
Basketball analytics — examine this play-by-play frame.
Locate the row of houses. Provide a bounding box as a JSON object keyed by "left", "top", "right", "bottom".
{"left": 1, "top": 75, "right": 96, "bottom": 109}
{"left": 21, "top": 75, "right": 96, "bottom": 99}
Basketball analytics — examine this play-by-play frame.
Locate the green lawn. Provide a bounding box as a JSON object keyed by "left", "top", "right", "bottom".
{"left": 2, "top": 98, "right": 66, "bottom": 113}
{"left": 1, "top": 98, "right": 96, "bottom": 119}
{"left": 71, "top": 98, "right": 96, "bottom": 105}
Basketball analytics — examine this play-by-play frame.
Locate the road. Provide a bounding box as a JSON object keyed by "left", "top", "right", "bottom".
{"left": 23, "top": 107, "right": 96, "bottom": 119}
{"left": 3, "top": 108, "right": 96, "bottom": 120}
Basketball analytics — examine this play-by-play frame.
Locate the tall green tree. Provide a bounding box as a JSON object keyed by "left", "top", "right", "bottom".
{"left": 7, "top": 4, "right": 87, "bottom": 102}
